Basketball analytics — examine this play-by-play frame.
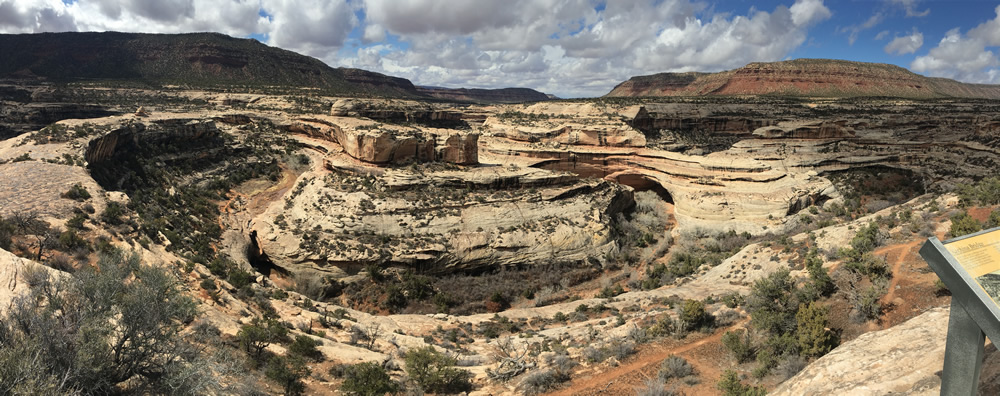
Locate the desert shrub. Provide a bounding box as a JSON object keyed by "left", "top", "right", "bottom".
{"left": 648, "top": 314, "right": 682, "bottom": 338}
{"left": 191, "top": 320, "right": 222, "bottom": 344}
{"left": 722, "top": 292, "right": 744, "bottom": 308}
{"left": 66, "top": 212, "right": 87, "bottom": 230}
{"left": 598, "top": 283, "right": 625, "bottom": 298}
{"left": 844, "top": 253, "right": 891, "bottom": 283}
{"left": 228, "top": 268, "right": 254, "bottom": 290}
{"left": 849, "top": 281, "right": 887, "bottom": 322}
{"left": 606, "top": 338, "right": 637, "bottom": 361}
{"left": 238, "top": 317, "right": 289, "bottom": 363}
{"left": 636, "top": 378, "right": 681, "bottom": 396}
{"left": 0, "top": 249, "right": 202, "bottom": 394}
{"left": 57, "top": 229, "right": 88, "bottom": 251}
{"left": 486, "top": 291, "right": 510, "bottom": 313}
{"left": 0, "top": 216, "right": 13, "bottom": 250}
{"left": 433, "top": 264, "right": 596, "bottom": 315}
{"left": 722, "top": 329, "right": 755, "bottom": 363}
{"left": 957, "top": 177, "right": 1000, "bottom": 206}
{"left": 265, "top": 355, "right": 310, "bottom": 396}
{"left": 288, "top": 335, "right": 324, "bottom": 362}
{"left": 46, "top": 253, "right": 75, "bottom": 273}
{"left": 950, "top": 211, "right": 982, "bottom": 238}
{"left": 582, "top": 346, "right": 605, "bottom": 363}
{"left": 520, "top": 369, "right": 561, "bottom": 395}
{"left": 101, "top": 201, "right": 125, "bottom": 225}
{"left": 546, "top": 353, "right": 577, "bottom": 376}
{"left": 848, "top": 222, "right": 883, "bottom": 255}
{"left": 667, "top": 251, "right": 705, "bottom": 278}
{"left": 989, "top": 210, "right": 1000, "bottom": 229}
{"left": 200, "top": 278, "right": 217, "bottom": 290}
{"left": 679, "top": 299, "right": 714, "bottom": 331}
{"left": 745, "top": 269, "right": 799, "bottom": 336}
{"left": 62, "top": 183, "right": 91, "bottom": 201}
{"left": 294, "top": 271, "right": 340, "bottom": 301}
{"left": 404, "top": 346, "right": 473, "bottom": 394}
{"left": 659, "top": 355, "right": 694, "bottom": 381}
{"left": 717, "top": 370, "right": 766, "bottom": 396}
{"left": 795, "top": 302, "right": 838, "bottom": 357}
{"left": 340, "top": 362, "right": 399, "bottom": 396}
{"left": 775, "top": 355, "right": 808, "bottom": 381}
{"left": 365, "top": 262, "right": 386, "bottom": 283}
{"left": 753, "top": 333, "right": 798, "bottom": 378}
{"left": 714, "top": 309, "right": 743, "bottom": 327}
{"left": 799, "top": 250, "right": 835, "bottom": 301}
{"left": 382, "top": 284, "right": 408, "bottom": 312}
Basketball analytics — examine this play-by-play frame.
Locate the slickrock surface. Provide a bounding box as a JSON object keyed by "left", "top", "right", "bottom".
{"left": 0, "top": 248, "right": 61, "bottom": 312}
{"left": 773, "top": 306, "right": 948, "bottom": 395}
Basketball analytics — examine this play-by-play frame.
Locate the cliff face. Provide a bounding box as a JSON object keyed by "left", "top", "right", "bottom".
{"left": 416, "top": 87, "right": 550, "bottom": 103}
{"left": 607, "top": 59, "right": 1000, "bottom": 99}
{"left": 0, "top": 32, "right": 419, "bottom": 97}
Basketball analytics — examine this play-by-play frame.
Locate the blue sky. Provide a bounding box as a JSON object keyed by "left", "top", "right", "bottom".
{"left": 2, "top": 0, "right": 1000, "bottom": 97}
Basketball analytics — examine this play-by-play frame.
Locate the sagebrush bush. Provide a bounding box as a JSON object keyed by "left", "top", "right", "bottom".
{"left": 520, "top": 369, "right": 560, "bottom": 395}
{"left": 0, "top": 249, "right": 204, "bottom": 394}
{"left": 635, "top": 378, "right": 681, "bottom": 396}
{"left": 659, "top": 355, "right": 694, "bottom": 381}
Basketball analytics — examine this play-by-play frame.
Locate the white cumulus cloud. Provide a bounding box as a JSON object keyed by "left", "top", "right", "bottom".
{"left": 345, "top": 0, "right": 831, "bottom": 97}
{"left": 884, "top": 28, "right": 923, "bottom": 55}
{"left": 911, "top": 7, "right": 1000, "bottom": 83}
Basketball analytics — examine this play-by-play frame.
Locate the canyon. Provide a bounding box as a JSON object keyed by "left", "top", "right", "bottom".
{"left": 0, "top": 31, "right": 998, "bottom": 395}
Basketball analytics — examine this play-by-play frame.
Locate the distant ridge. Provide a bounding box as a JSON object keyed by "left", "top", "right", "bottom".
{"left": 416, "top": 86, "right": 551, "bottom": 103}
{"left": 0, "top": 32, "right": 418, "bottom": 97}
{"left": 606, "top": 59, "right": 1000, "bottom": 99}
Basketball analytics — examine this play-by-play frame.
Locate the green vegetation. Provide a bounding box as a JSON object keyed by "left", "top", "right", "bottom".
{"left": 795, "top": 302, "right": 838, "bottom": 357}
{"left": 957, "top": 176, "right": 1000, "bottom": 207}
{"left": 722, "top": 329, "right": 755, "bottom": 363}
{"left": 338, "top": 362, "right": 400, "bottom": 396}
{"left": 730, "top": 264, "right": 839, "bottom": 378}
{"left": 404, "top": 346, "right": 474, "bottom": 394}
{"left": 237, "top": 317, "right": 290, "bottom": 362}
{"left": 949, "top": 211, "right": 982, "bottom": 238}
{"left": 717, "top": 370, "right": 766, "bottom": 396}
{"left": 288, "top": 335, "right": 324, "bottom": 362}
{"left": 61, "top": 183, "right": 91, "bottom": 201}
{"left": 0, "top": 249, "right": 202, "bottom": 394}
{"left": 679, "top": 299, "right": 714, "bottom": 331}
{"left": 265, "top": 355, "right": 310, "bottom": 395}
{"left": 658, "top": 355, "right": 695, "bottom": 381}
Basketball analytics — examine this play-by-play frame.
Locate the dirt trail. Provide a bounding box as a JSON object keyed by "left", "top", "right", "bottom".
{"left": 547, "top": 320, "right": 747, "bottom": 396}
{"left": 876, "top": 239, "right": 922, "bottom": 304}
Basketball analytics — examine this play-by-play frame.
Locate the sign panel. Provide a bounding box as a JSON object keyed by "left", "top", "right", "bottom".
{"left": 921, "top": 229, "right": 1000, "bottom": 396}
{"left": 945, "top": 229, "right": 1000, "bottom": 306}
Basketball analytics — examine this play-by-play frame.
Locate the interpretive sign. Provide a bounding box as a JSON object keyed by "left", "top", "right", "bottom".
{"left": 920, "top": 227, "right": 1000, "bottom": 396}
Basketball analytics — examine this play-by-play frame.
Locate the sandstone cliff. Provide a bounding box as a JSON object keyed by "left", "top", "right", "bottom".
{"left": 607, "top": 59, "right": 1000, "bottom": 99}
{"left": 416, "top": 86, "right": 550, "bottom": 103}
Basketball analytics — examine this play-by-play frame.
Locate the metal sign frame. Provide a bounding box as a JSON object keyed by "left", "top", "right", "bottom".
{"left": 920, "top": 227, "right": 1000, "bottom": 395}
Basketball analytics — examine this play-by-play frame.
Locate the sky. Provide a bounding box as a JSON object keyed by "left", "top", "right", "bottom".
{"left": 1, "top": 1, "right": 999, "bottom": 98}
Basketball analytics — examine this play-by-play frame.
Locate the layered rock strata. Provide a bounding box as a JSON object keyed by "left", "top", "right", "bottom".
{"left": 250, "top": 162, "right": 632, "bottom": 277}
